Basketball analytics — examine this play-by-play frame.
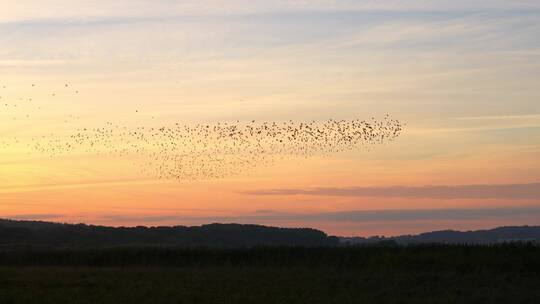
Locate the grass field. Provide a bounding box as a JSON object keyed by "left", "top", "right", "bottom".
{"left": 1, "top": 245, "right": 539, "bottom": 303}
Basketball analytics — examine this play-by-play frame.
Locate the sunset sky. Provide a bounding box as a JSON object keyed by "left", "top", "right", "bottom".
{"left": 1, "top": 0, "right": 539, "bottom": 236}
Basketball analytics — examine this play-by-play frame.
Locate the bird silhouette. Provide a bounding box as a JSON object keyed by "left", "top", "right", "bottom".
{"left": 1, "top": 82, "right": 404, "bottom": 181}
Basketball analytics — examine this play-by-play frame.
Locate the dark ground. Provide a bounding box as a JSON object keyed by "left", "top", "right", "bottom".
{"left": 0, "top": 245, "right": 539, "bottom": 303}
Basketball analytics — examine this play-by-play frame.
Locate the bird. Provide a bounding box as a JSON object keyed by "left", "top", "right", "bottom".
{"left": 3, "top": 82, "right": 404, "bottom": 181}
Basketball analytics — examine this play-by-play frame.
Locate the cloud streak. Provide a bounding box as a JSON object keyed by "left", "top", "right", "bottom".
{"left": 55, "top": 207, "right": 540, "bottom": 225}
{"left": 243, "top": 183, "right": 540, "bottom": 200}
{"left": 0, "top": 177, "right": 159, "bottom": 194}
{"left": 2, "top": 214, "right": 63, "bottom": 221}
{"left": 3, "top": 0, "right": 540, "bottom": 21}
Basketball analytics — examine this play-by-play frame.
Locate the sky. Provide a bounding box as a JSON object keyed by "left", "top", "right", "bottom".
{"left": 1, "top": 0, "right": 539, "bottom": 236}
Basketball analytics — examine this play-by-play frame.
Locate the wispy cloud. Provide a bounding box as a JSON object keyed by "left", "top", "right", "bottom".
{"left": 64, "top": 206, "right": 540, "bottom": 225}
{"left": 97, "top": 214, "right": 187, "bottom": 223}
{"left": 5, "top": 0, "right": 540, "bottom": 19}
{"left": 451, "top": 114, "right": 540, "bottom": 121}
{"left": 0, "top": 177, "right": 159, "bottom": 194}
{"left": 243, "top": 183, "right": 540, "bottom": 200}
{"left": 291, "top": 207, "right": 540, "bottom": 222}
{"left": 2, "top": 213, "right": 63, "bottom": 221}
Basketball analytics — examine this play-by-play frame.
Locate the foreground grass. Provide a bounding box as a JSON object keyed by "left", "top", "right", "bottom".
{"left": 0, "top": 245, "right": 539, "bottom": 303}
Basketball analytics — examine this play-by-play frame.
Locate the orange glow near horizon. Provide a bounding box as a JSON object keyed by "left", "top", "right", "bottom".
{"left": 1, "top": 1, "right": 540, "bottom": 236}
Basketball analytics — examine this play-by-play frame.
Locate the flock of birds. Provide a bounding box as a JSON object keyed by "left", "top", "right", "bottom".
{"left": 1, "top": 83, "right": 404, "bottom": 181}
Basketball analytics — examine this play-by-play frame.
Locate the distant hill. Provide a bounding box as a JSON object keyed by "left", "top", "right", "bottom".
{"left": 0, "top": 219, "right": 338, "bottom": 248}
{"left": 340, "top": 226, "right": 540, "bottom": 245}
{"left": 2, "top": 219, "right": 539, "bottom": 248}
